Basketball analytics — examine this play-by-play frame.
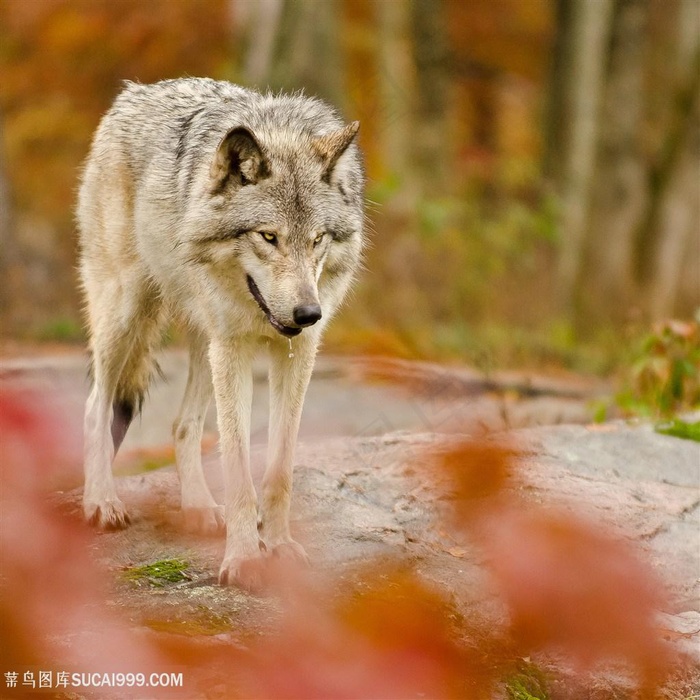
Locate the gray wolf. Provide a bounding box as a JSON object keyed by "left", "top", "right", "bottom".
{"left": 77, "top": 78, "right": 364, "bottom": 590}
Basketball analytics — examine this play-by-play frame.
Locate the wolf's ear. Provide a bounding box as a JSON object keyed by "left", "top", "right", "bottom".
{"left": 210, "top": 127, "right": 270, "bottom": 191}
{"left": 312, "top": 121, "right": 359, "bottom": 183}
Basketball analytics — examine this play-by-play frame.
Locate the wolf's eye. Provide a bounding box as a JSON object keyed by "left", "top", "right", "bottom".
{"left": 259, "top": 231, "right": 278, "bottom": 245}
{"left": 313, "top": 233, "right": 325, "bottom": 247}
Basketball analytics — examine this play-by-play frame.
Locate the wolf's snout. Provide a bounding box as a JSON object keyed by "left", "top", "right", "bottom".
{"left": 293, "top": 304, "right": 322, "bottom": 327}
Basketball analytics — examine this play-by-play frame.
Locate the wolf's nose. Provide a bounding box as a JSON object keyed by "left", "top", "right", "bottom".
{"left": 293, "top": 304, "right": 322, "bottom": 327}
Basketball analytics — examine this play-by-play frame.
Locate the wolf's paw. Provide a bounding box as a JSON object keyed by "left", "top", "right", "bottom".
{"left": 84, "top": 499, "right": 130, "bottom": 530}
{"left": 218, "top": 552, "right": 267, "bottom": 593}
{"left": 268, "top": 539, "right": 310, "bottom": 566}
{"left": 182, "top": 505, "right": 225, "bottom": 535}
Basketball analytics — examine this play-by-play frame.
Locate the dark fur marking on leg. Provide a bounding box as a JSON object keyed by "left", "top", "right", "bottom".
{"left": 111, "top": 399, "right": 135, "bottom": 454}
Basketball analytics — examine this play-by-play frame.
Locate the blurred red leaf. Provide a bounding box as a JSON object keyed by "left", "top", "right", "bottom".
{"left": 484, "top": 507, "right": 668, "bottom": 673}
{"left": 0, "top": 388, "right": 175, "bottom": 689}
{"left": 237, "top": 564, "right": 493, "bottom": 700}
{"left": 415, "top": 426, "right": 673, "bottom": 687}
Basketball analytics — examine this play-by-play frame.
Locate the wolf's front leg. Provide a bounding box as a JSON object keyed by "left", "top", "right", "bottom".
{"left": 173, "top": 333, "right": 223, "bottom": 534}
{"left": 258, "top": 332, "right": 319, "bottom": 564}
{"left": 208, "top": 339, "right": 262, "bottom": 590}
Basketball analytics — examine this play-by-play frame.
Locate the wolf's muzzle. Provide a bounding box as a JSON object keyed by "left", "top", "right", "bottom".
{"left": 246, "top": 275, "right": 303, "bottom": 337}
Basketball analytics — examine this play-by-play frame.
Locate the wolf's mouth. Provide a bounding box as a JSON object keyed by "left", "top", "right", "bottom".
{"left": 246, "top": 275, "right": 303, "bottom": 337}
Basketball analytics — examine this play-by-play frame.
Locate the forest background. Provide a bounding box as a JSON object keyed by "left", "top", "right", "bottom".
{"left": 0, "top": 0, "right": 698, "bottom": 374}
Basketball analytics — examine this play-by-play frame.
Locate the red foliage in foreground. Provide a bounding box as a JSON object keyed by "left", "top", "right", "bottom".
{"left": 0, "top": 385, "right": 673, "bottom": 698}
{"left": 233, "top": 566, "right": 491, "bottom": 699}
{"left": 487, "top": 507, "right": 667, "bottom": 670}
{"left": 0, "top": 388, "right": 172, "bottom": 688}
{"left": 423, "top": 437, "right": 669, "bottom": 675}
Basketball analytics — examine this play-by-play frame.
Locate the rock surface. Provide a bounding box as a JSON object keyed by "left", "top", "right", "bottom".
{"left": 4, "top": 350, "right": 699, "bottom": 696}
{"left": 54, "top": 419, "right": 699, "bottom": 694}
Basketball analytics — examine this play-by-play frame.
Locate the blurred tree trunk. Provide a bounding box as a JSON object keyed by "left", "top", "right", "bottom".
{"left": 551, "top": 0, "right": 699, "bottom": 327}
{"left": 581, "top": 0, "right": 649, "bottom": 321}
{"left": 411, "top": 0, "right": 451, "bottom": 197}
{"left": 231, "top": 0, "right": 344, "bottom": 106}
{"left": 553, "top": 0, "right": 614, "bottom": 313}
{"left": 310, "top": 0, "right": 344, "bottom": 108}
{"left": 543, "top": 0, "right": 576, "bottom": 185}
{"left": 377, "top": 0, "right": 412, "bottom": 181}
{"left": 267, "top": 0, "right": 343, "bottom": 106}
{"left": 240, "top": 0, "right": 285, "bottom": 86}
{"left": 646, "top": 0, "right": 700, "bottom": 318}
{"left": 649, "top": 96, "right": 700, "bottom": 318}
{"left": 0, "top": 110, "right": 18, "bottom": 334}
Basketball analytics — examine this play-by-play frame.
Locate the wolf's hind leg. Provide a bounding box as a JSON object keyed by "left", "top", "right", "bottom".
{"left": 173, "top": 333, "right": 223, "bottom": 534}
{"left": 84, "top": 309, "right": 134, "bottom": 529}
{"left": 83, "top": 281, "right": 163, "bottom": 529}
{"left": 84, "top": 383, "right": 130, "bottom": 529}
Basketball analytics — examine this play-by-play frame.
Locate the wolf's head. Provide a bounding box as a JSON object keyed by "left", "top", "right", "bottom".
{"left": 191, "top": 116, "right": 363, "bottom": 338}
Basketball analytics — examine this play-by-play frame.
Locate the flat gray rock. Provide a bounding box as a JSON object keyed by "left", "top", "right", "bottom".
{"left": 55, "top": 421, "right": 699, "bottom": 674}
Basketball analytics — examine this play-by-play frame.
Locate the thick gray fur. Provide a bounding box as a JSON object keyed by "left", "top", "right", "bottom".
{"left": 77, "top": 78, "right": 364, "bottom": 588}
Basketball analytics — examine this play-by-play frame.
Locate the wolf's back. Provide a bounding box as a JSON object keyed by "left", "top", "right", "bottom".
{"left": 87, "top": 78, "right": 351, "bottom": 198}
{"left": 87, "top": 80, "right": 237, "bottom": 180}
